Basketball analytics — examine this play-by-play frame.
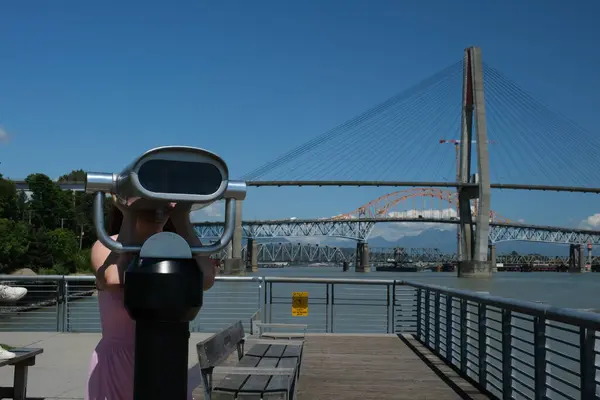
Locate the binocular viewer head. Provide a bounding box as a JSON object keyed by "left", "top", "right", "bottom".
{"left": 85, "top": 146, "right": 246, "bottom": 256}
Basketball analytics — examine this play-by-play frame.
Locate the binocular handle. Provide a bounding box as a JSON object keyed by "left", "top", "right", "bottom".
{"left": 92, "top": 192, "right": 236, "bottom": 255}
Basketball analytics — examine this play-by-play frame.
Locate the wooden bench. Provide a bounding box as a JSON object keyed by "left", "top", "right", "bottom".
{"left": 196, "top": 321, "right": 304, "bottom": 400}
{"left": 0, "top": 348, "right": 44, "bottom": 400}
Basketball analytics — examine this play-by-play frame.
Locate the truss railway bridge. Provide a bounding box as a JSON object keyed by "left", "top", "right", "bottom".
{"left": 216, "top": 242, "right": 599, "bottom": 271}
{"left": 196, "top": 187, "right": 600, "bottom": 273}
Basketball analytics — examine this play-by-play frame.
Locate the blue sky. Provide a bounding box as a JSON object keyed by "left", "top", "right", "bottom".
{"left": 1, "top": 0, "right": 599, "bottom": 236}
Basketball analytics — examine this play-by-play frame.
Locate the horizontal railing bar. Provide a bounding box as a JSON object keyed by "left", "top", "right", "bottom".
{"left": 3, "top": 275, "right": 600, "bottom": 328}
{"left": 264, "top": 277, "right": 397, "bottom": 285}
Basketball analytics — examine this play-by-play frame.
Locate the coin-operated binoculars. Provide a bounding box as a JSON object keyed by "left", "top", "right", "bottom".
{"left": 85, "top": 146, "right": 246, "bottom": 400}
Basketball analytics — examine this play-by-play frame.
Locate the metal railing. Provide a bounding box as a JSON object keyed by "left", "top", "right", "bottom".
{"left": 412, "top": 282, "right": 600, "bottom": 400}
{"left": 0, "top": 275, "right": 598, "bottom": 399}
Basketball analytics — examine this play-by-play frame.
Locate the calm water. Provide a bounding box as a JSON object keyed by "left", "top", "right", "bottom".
{"left": 252, "top": 266, "right": 600, "bottom": 310}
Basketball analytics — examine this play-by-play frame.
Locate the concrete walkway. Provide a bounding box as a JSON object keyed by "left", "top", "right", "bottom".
{"left": 0, "top": 332, "right": 211, "bottom": 400}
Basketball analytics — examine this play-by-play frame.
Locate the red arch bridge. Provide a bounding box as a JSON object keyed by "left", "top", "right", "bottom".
{"left": 195, "top": 189, "right": 600, "bottom": 245}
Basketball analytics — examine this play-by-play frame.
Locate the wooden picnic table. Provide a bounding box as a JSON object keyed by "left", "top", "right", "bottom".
{"left": 0, "top": 348, "right": 44, "bottom": 400}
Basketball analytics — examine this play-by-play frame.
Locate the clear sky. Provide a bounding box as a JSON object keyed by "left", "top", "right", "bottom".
{"left": 1, "top": 0, "right": 599, "bottom": 236}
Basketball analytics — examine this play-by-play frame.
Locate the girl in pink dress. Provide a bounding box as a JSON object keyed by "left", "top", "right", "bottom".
{"left": 86, "top": 197, "right": 216, "bottom": 400}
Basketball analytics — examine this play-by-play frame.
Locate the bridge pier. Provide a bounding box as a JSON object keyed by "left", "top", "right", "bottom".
{"left": 489, "top": 244, "right": 497, "bottom": 272}
{"left": 224, "top": 200, "right": 245, "bottom": 275}
{"left": 456, "top": 46, "right": 494, "bottom": 278}
{"left": 355, "top": 242, "right": 370, "bottom": 272}
{"left": 246, "top": 238, "right": 259, "bottom": 272}
{"left": 569, "top": 244, "right": 587, "bottom": 273}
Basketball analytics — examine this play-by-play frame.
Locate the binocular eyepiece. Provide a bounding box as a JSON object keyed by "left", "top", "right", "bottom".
{"left": 85, "top": 146, "right": 246, "bottom": 400}
{"left": 86, "top": 145, "right": 246, "bottom": 256}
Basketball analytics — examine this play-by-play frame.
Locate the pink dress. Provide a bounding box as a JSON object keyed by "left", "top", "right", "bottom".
{"left": 86, "top": 290, "right": 198, "bottom": 400}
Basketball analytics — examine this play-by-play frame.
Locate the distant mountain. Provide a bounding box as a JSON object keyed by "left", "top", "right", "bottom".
{"left": 367, "top": 227, "right": 572, "bottom": 256}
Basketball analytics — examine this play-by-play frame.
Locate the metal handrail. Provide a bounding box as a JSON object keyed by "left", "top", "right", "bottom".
{"left": 405, "top": 281, "right": 600, "bottom": 329}
{"left": 2, "top": 274, "right": 600, "bottom": 325}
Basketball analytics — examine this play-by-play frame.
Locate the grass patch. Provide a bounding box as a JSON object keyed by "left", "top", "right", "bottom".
{"left": 0, "top": 343, "right": 14, "bottom": 350}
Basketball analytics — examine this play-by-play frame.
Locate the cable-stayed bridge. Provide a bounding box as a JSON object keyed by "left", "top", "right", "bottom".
{"left": 227, "top": 46, "right": 600, "bottom": 276}
{"left": 17, "top": 47, "right": 600, "bottom": 276}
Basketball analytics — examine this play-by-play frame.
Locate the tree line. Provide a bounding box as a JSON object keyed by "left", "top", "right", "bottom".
{"left": 0, "top": 170, "right": 112, "bottom": 275}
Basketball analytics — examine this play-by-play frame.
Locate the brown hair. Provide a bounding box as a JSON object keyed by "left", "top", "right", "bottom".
{"left": 106, "top": 204, "right": 177, "bottom": 236}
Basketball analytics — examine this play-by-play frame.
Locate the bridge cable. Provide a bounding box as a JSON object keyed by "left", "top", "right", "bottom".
{"left": 242, "top": 60, "right": 463, "bottom": 180}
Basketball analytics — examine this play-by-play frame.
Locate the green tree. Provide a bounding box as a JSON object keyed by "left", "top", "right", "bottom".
{"left": 25, "top": 173, "right": 73, "bottom": 230}
{"left": 58, "top": 169, "right": 86, "bottom": 183}
{"left": 0, "top": 174, "right": 19, "bottom": 220}
{"left": 0, "top": 219, "right": 30, "bottom": 273}
{"left": 0, "top": 170, "right": 113, "bottom": 275}
{"left": 46, "top": 228, "right": 80, "bottom": 274}
{"left": 73, "top": 191, "right": 96, "bottom": 249}
{"left": 15, "top": 190, "right": 29, "bottom": 223}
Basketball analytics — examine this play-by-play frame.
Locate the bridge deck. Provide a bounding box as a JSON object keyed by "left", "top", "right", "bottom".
{"left": 194, "top": 334, "right": 489, "bottom": 400}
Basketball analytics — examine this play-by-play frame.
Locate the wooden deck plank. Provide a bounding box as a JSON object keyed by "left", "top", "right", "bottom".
{"left": 192, "top": 334, "right": 488, "bottom": 400}
{"left": 295, "top": 334, "right": 487, "bottom": 400}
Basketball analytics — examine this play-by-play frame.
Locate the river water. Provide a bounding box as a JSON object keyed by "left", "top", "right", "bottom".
{"left": 256, "top": 267, "right": 600, "bottom": 309}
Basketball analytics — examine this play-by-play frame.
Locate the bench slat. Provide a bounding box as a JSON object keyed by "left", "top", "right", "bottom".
{"left": 246, "top": 343, "right": 270, "bottom": 357}
{"left": 264, "top": 358, "right": 297, "bottom": 394}
{"left": 239, "top": 358, "right": 278, "bottom": 392}
{"left": 213, "top": 390, "right": 236, "bottom": 400}
{"left": 213, "top": 356, "right": 261, "bottom": 392}
{"left": 264, "top": 345, "right": 285, "bottom": 358}
{"left": 214, "top": 367, "right": 294, "bottom": 376}
{"left": 282, "top": 346, "right": 301, "bottom": 358}
{"left": 245, "top": 338, "right": 304, "bottom": 347}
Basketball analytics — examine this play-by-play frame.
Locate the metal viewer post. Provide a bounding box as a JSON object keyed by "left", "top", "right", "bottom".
{"left": 85, "top": 146, "right": 247, "bottom": 400}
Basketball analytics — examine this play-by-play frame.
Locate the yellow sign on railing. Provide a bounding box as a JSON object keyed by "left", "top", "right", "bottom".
{"left": 292, "top": 291, "right": 308, "bottom": 316}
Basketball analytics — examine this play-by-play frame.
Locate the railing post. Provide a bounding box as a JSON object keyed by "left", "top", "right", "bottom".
{"left": 501, "top": 308, "right": 512, "bottom": 400}
{"left": 257, "top": 278, "right": 264, "bottom": 324}
{"left": 330, "top": 283, "right": 335, "bottom": 333}
{"left": 533, "top": 316, "right": 546, "bottom": 400}
{"left": 267, "top": 281, "right": 273, "bottom": 323}
{"left": 478, "top": 302, "right": 487, "bottom": 389}
{"left": 62, "top": 279, "right": 69, "bottom": 332}
{"left": 56, "top": 277, "right": 65, "bottom": 332}
{"left": 580, "top": 327, "right": 596, "bottom": 399}
{"left": 445, "top": 295, "right": 452, "bottom": 363}
{"left": 460, "top": 299, "right": 467, "bottom": 374}
{"left": 424, "top": 289, "right": 431, "bottom": 347}
{"left": 416, "top": 288, "right": 422, "bottom": 339}
{"left": 387, "top": 283, "right": 393, "bottom": 334}
{"left": 385, "top": 284, "right": 395, "bottom": 333}
{"left": 324, "top": 283, "right": 329, "bottom": 333}
{"left": 434, "top": 291, "right": 440, "bottom": 354}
